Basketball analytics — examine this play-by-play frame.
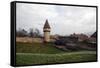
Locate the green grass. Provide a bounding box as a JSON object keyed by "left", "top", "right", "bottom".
{"left": 16, "top": 51, "right": 96, "bottom": 65}
{"left": 16, "top": 42, "right": 97, "bottom": 65}
{"left": 16, "top": 42, "right": 65, "bottom": 54}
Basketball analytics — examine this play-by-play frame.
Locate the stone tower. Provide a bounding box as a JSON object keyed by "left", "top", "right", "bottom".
{"left": 43, "top": 19, "right": 51, "bottom": 42}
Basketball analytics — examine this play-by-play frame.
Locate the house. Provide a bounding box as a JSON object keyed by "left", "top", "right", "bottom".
{"left": 70, "top": 33, "right": 88, "bottom": 41}
{"left": 88, "top": 31, "right": 97, "bottom": 44}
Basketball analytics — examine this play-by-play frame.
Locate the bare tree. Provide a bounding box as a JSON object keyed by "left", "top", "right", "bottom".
{"left": 34, "top": 28, "right": 41, "bottom": 37}
{"left": 29, "top": 28, "right": 34, "bottom": 37}
{"left": 16, "top": 29, "right": 27, "bottom": 37}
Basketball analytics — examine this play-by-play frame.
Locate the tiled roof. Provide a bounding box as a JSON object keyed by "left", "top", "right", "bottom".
{"left": 43, "top": 19, "right": 50, "bottom": 29}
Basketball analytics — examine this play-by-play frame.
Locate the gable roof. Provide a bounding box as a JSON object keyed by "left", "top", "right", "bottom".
{"left": 43, "top": 19, "right": 51, "bottom": 29}
{"left": 91, "top": 31, "right": 97, "bottom": 37}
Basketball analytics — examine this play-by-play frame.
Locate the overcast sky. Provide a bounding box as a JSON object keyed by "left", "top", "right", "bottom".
{"left": 16, "top": 3, "right": 96, "bottom": 36}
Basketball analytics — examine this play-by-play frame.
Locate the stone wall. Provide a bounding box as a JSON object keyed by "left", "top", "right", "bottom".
{"left": 16, "top": 37, "right": 43, "bottom": 43}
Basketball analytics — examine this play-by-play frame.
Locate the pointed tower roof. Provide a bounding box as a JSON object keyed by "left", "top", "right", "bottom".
{"left": 43, "top": 19, "right": 51, "bottom": 29}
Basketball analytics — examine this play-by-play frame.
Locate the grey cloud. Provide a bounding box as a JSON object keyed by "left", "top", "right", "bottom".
{"left": 16, "top": 3, "right": 96, "bottom": 36}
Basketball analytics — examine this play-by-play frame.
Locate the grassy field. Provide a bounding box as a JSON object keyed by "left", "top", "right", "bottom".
{"left": 16, "top": 42, "right": 97, "bottom": 65}
{"left": 16, "top": 42, "right": 65, "bottom": 54}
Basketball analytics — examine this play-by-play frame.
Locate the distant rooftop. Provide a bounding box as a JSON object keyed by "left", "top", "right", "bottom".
{"left": 91, "top": 31, "right": 97, "bottom": 37}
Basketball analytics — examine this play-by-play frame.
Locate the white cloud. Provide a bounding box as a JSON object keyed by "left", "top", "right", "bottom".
{"left": 16, "top": 3, "right": 96, "bottom": 36}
